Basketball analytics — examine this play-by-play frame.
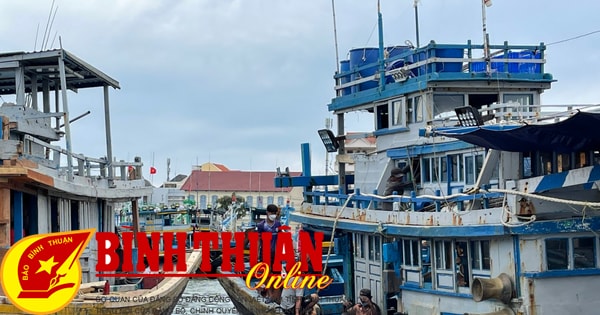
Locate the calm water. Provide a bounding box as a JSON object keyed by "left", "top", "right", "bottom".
{"left": 172, "top": 279, "right": 237, "bottom": 314}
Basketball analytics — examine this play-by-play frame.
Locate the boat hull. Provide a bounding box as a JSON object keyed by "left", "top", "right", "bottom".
{"left": 0, "top": 251, "right": 202, "bottom": 315}
{"left": 217, "top": 276, "right": 280, "bottom": 315}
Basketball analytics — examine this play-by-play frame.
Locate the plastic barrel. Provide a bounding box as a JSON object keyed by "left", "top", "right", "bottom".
{"left": 491, "top": 51, "right": 520, "bottom": 73}
{"left": 385, "top": 46, "right": 411, "bottom": 83}
{"left": 339, "top": 60, "right": 351, "bottom": 95}
{"left": 349, "top": 47, "right": 379, "bottom": 92}
{"left": 431, "top": 48, "right": 464, "bottom": 72}
{"left": 518, "top": 50, "right": 541, "bottom": 73}
{"left": 406, "top": 50, "right": 427, "bottom": 77}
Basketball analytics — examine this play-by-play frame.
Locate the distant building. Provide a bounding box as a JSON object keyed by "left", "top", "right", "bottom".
{"left": 335, "top": 134, "right": 376, "bottom": 173}
{"left": 180, "top": 163, "right": 302, "bottom": 209}
{"left": 148, "top": 174, "right": 188, "bottom": 206}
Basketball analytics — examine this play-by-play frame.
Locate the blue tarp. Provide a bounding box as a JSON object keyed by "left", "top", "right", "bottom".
{"left": 436, "top": 111, "right": 600, "bottom": 153}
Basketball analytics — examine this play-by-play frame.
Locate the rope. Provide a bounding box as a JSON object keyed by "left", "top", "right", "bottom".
{"left": 488, "top": 188, "right": 600, "bottom": 208}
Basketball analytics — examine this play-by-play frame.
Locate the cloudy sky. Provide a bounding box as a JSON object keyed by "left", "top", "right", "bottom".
{"left": 2, "top": 0, "right": 599, "bottom": 186}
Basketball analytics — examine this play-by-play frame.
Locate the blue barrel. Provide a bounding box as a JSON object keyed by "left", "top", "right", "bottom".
{"left": 349, "top": 47, "right": 379, "bottom": 92}
{"left": 407, "top": 50, "right": 427, "bottom": 77}
{"left": 385, "top": 45, "right": 411, "bottom": 60}
{"left": 385, "top": 46, "right": 411, "bottom": 83}
{"left": 339, "top": 60, "right": 351, "bottom": 95}
{"left": 431, "top": 48, "right": 464, "bottom": 72}
{"left": 491, "top": 51, "right": 520, "bottom": 72}
{"left": 518, "top": 50, "right": 541, "bottom": 73}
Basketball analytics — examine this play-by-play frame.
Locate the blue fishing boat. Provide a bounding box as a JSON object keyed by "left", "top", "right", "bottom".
{"left": 272, "top": 2, "right": 600, "bottom": 315}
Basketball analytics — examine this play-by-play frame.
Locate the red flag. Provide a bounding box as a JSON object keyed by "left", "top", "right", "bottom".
{"left": 150, "top": 166, "right": 157, "bottom": 174}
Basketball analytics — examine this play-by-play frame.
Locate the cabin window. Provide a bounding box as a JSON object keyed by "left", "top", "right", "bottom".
{"left": 354, "top": 234, "right": 369, "bottom": 259}
{"left": 449, "top": 154, "right": 463, "bottom": 182}
{"left": 211, "top": 195, "right": 218, "bottom": 208}
{"left": 471, "top": 240, "right": 491, "bottom": 271}
{"left": 440, "top": 157, "right": 448, "bottom": 182}
{"left": 246, "top": 196, "right": 253, "bottom": 207}
{"left": 455, "top": 241, "right": 469, "bottom": 287}
{"left": 403, "top": 239, "right": 420, "bottom": 267}
{"left": 574, "top": 237, "right": 596, "bottom": 269}
{"left": 523, "top": 153, "right": 532, "bottom": 178}
{"left": 557, "top": 153, "right": 571, "bottom": 172}
{"left": 407, "top": 96, "right": 423, "bottom": 124}
{"left": 415, "top": 95, "right": 424, "bottom": 122}
{"left": 277, "top": 196, "right": 284, "bottom": 206}
{"left": 539, "top": 152, "right": 554, "bottom": 175}
{"left": 464, "top": 154, "right": 484, "bottom": 185}
{"left": 422, "top": 158, "right": 431, "bottom": 182}
{"left": 267, "top": 196, "right": 274, "bottom": 205}
{"left": 546, "top": 238, "right": 569, "bottom": 270}
{"left": 433, "top": 94, "right": 465, "bottom": 117}
{"left": 377, "top": 104, "right": 389, "bottom": 130}
{"left": 391, "top": 99, "right": 405, "bottom": 127}
{"left": 435, "top": 240, "right": 453, "bottom": 270}
{"left": 369, "top": 235, "right": 381, "bottom": 261}
{"left": 575, "top": 151, "right": 589, "bottom": 168}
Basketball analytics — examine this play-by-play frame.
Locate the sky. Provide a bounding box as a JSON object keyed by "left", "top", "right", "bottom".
{"left": 1, "top": 0, "right": 600, "bottom": 186}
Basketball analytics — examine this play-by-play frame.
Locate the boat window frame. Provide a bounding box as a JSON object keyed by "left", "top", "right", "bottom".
{"left": 390, "top": 97, "right": 407, "bottom": 128}
{"left": 544, "top": 236, "right": 598, "bottom": 271}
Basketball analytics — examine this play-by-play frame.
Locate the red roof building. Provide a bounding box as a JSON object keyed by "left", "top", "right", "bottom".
{"left": 180, "top": 164, "right": 302, "bottom": 209}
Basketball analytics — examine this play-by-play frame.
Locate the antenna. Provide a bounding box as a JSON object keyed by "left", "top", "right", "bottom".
{"left": 482, "top": 0, "right": 493, "bottom": 74}
{"left": 167, "top": 158, "right": 171, "bottom": 182}
{"left": 331, "top": 0, "right": 340, "bottom": 72}
{"left": 41, "top": 0, "right": 58, "bottom": 51}
{"left": 34, "top": 23, "right": 40, "bottom": 51}
{"left": 413, "top": 0, "right": 420, "bottom": 48}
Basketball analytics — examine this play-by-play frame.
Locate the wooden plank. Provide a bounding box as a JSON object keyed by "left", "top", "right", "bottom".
{"left": 26, "top": 169, "right": 54, "bottom": 187}
{"left": 0, "top": 189, "right": 10, "bottom": 247}
{"left": 0, "top": 167, "right": 28, "bottom": 175}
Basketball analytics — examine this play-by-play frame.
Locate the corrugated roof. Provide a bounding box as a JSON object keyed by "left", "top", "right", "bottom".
{"left": 0, "top": 49, "right": 119, "bottom": 95}
{"left": 181, "top": 170, "right": 300, "bottom": 192}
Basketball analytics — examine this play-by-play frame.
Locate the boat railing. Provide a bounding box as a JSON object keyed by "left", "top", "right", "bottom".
{"left": 334, "top": 41, "right": 547, "bottom": 97}
{"left": 306, "top": 187, "right": 503, "bottom": 212}
{"left": 429, "top": 103, "right": 593, "bottom": 129}
{"left": 21, "top": 134, "right": 144, "bottom": 181}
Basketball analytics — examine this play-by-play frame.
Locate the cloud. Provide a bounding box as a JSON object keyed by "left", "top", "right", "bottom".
{"left": 2, "top": 0, "right": 600, "bottom": 187}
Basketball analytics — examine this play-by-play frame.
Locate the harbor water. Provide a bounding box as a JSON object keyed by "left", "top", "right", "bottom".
{"left": 172, "top": 279, "right": 237, "bottom": 315}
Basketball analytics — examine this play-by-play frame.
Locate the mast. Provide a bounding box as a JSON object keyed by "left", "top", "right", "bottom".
{"left": 414, "top": 0, "right": 420, "bottom": 48}
{"left": 377, "top": 0, "right": 385, "bottom": 90}
{"left": 482, "top": 0, "right": 492, "bottom": 74}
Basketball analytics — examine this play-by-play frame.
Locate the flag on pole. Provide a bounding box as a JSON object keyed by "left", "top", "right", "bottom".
{"left": 484, "top": 0, "right": 492, "bottom": 7}
{"left": 150, "top": 166, "right": 157, "bottom": 174}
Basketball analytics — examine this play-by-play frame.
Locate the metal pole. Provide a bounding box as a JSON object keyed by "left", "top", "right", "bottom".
{"left": 58, "top": 50, "right": 73, "bottom": 180}
{"left": 377, "top": 0, "right": 385, "bottom": 90}
{"left": 103, "top": 85, "right": 114, "bottom": 180}
{"left": 414, "top": 0, "right": 420, "bottom": 48}
{"left": 331, "top": 0, "right": 340, "bottom": 73}
{"left": 482, "top": 0, "right": 491, "bottom": 74}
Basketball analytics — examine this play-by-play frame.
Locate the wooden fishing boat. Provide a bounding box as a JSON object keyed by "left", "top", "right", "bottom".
{"left": 0, "top": 48, "right": 198, "bottom": 314}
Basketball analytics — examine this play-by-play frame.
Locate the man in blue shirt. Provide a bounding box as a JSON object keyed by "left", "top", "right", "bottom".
{"left": 256, "top": 204, "right": 282, "bottom": 266}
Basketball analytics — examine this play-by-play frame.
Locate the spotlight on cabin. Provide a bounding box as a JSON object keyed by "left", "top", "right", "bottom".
{"left": 318, "top": 129, "right": 341, "bottom": 153}
{"left": 455, "top": 106, "right": 484, "bottom": 127}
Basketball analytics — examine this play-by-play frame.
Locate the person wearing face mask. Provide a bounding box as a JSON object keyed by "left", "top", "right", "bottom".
{"left": 256, "top": 204, "right": 282, "bottom": 266}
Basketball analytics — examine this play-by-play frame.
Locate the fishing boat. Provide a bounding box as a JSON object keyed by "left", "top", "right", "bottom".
{"left": 216, "top": 202, "right": 347, "bottom": 315}
{"left": 270, "top": 3, "right": 600, "bottom": 315}
{"left": 0, "top": 48, "right": 201, "bottom": 314}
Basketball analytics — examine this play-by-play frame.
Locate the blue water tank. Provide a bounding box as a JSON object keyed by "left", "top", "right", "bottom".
{"left": 339, "top": 60, "right": 351, "bottom": 95}
{"left": 431, "top": 48, "right": 464, "bottom": 72}
{"left": 349, "top": 47, "right": 379, "bottom": 92}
